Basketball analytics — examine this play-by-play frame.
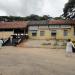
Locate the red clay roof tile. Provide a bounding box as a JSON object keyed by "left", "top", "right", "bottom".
{"left": 48, "top": 20, "right": 75, "bottom": 25}
{"left": 0, "top": 21, "right": 28, "bottom": 29}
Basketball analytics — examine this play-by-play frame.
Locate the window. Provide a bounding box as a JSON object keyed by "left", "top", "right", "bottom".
{"left": 40, "top": 31, "right": 45, "bottom": 36}
{"left": 61, "top": 25, "right": 71, "bottom": 28}
{"left": 64, "top": 30, "right": 68, "bottom": 36}
{"left": 51, "top": 30, "right": 56, "bottom": 37}
{"left": 31, "top": 30, "right": 37, "bottom": 36}
{"left": 49, "top": 25, "right": 60, "bottom": 28}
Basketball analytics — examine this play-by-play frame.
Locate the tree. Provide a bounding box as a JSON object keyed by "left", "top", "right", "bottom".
{"left": 54, "top": 17, "right": 64, "bottom": 20}
{"left": 63, "top": 0, "right": 75, "bottom": 19}
{"left": 41, "top": 15, "right": 52, "bottom": 20}
{"left": 0, "top": 14, "right": 53, "bottom": 21}
{"left": 26, "top": 14, "right": 40, "bottom": 20}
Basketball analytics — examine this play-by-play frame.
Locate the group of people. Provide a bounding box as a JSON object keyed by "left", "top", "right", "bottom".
{"left": 66, "top": 39, "right": 75, "bottom": 56}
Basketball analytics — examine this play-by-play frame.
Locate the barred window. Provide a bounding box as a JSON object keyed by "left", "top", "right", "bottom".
{"left": 40, "top": 31, "right": 45, "bottom": 36}
{"left": 31, "top": 30, "right": 37, "bottom": 36}
{"left": 51, "top": 30, "right": 56, "bottom": 36}
{"left": 64, "top": 30, "right": 68, "bottom": 36}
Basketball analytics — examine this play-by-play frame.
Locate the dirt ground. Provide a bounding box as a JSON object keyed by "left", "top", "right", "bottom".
{"left": 0, "top": 46, "right": 75, "bottom": 75}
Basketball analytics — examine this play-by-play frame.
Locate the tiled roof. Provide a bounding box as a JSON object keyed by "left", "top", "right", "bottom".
{"left": 0, "top": 21, "right": 28, "bottom": 29}
{"left": 48, "top": 20, "right": 75, "bottom": 25}
{"left": 28, "top": 20, "right": 48, "bottom": 25}
{"left": 28, "top": 20, "right": 75, "bottom": 25}
{"left": 65, "top": 20, "right": 75, "bottom": 24}
{"left": 0, "top": 20, "right": 75, "bottom": 29}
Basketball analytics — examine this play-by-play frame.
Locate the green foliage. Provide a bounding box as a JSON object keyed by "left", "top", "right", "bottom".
{"left": 0, "top": 14, "right": 52, "bottom": 21}
{"left": 54, "top": 17, "right": 64, "bottom": 20}
{"left": 63, "top": 0, "right": 75, "bottom": 18}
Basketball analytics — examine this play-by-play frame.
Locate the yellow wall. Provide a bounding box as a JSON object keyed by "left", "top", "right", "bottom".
{"left": 28, "top": 25, "right": 75, "bottom": 41}
{"left": 56, "top": 29, "right": 64, "bottom": 40}
{"left": 56, "top": 29, "right": 71, "bottom": 40}
{"left": 70, "top": 26, "right": 75, "bottom": 41}
{"left": 28, "top": 29, "right": 50, "bottom": 40}
{"left": 0, "top": 31, "right": 13, "bottom": 39}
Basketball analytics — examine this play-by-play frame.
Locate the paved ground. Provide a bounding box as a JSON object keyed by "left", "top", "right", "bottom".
{"left": 0, "top": 47, "right": 75, "bottom": 75}
{"left": 21, "top": 40, "right": 65, "bottom": 48}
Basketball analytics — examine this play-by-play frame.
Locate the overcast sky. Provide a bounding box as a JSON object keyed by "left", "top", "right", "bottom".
{"left": 0, "top": 0, "right": 68, "bottom": 17}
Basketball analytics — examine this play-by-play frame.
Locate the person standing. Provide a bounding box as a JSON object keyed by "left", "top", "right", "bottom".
{"left": 66, "top": 39, "right": 74, "bottom": 57}
{"left": 0, "top": 39, "right": 3, "bottom": 49}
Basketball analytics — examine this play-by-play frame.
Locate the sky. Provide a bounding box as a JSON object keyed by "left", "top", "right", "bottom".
{"left": 0, "top": 0, "right": 68, "bottom": 17}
